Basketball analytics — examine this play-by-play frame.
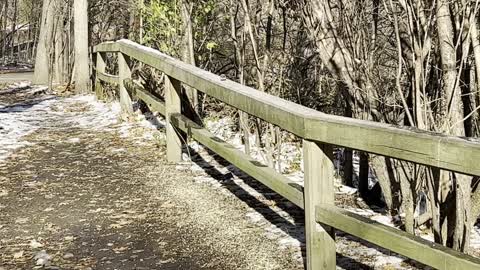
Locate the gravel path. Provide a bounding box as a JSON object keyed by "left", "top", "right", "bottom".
{"left": 0, "top": 85, "right": 302, "bottom": 269}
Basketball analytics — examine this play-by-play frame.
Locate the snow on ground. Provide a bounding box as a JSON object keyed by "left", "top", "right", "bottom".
{"left": 0, "top": 83, "right": 120, "bottom": 162}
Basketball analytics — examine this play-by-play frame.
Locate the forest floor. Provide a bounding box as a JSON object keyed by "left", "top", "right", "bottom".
{"left": 0, "top": 82, "right": 455, "bottom": 270}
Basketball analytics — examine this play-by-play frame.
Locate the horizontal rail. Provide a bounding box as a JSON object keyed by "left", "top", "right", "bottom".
{"left": 97, "top": 72, "right": 119, "bottom": 85}
{"left": 93, "top": 41, "right": 120, "bottom": 53}
{"left": 125, "top": 79, "right": 166, "bottom": 115}
{"left": 95, "top": 40, "right": 480, "bottom": 177}
{"left": 172, "top": 114, "right": 305, "bottom": 208}
{"left": 315, "top": 205, "right": 480, "bottom": 270}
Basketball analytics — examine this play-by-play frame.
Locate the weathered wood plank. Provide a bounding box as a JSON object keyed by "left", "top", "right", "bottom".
{"left": 165, "top": 76, "right": 183, "bottom": 163}
{"left": 124, "top": 79, "right": 166, "bottom": 116}
{"left": 93, "top": 42, "right": 120, "bottom": 53}
{"left": 111, "top": 39, "right": 480, "bottom": 177}
{"left": 304, "top": 141, "right": 336, "bottom": 270}
{"left": 170, "top": 113, "right": 304, "bottom": 208}
{"left": 118, "top": 52, "right": 133, "bottom": 114}
{"left": 316, "top": 205, "right": 480, "bottom": 270}
{"left": 95, "top": 52, "right": 107, "bottom": 99}
{"left": 96, "top": 71, "right": 119, "bottom": 85}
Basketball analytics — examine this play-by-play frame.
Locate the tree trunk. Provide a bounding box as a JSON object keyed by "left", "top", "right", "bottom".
{"left": 436, "top": 0, "right": 471, "bottom": 251}
{"left": 2, "top": 0, "right": 8, "bottom": 64}
{"left": 139, "top": 0, "right": 144, "bottom": 44}
{"left": 73, "top": 0, "right": 90, "bottom": 92}
{"left": 181, "top": 0, "right": 198, "bottom": 113}
{"left": 54, "top": 8, "right": 65, "bottom": 83}
{"left": 33, "top": 0, "right": 56, "bottom": 85}
{"left": 10, "top": 0, "right": 17, "bottom": 61}
{"left": 230, "top": 1, "right": 251, "bottom": 155}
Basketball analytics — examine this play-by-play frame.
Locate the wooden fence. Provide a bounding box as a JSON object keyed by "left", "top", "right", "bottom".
{"left": 94, "top": 39, "right": 480, "bottom": 270}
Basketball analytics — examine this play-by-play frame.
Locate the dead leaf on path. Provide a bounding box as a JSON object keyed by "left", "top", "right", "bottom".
{"left": 64, "top": 236, "right": 75, "bottom": 242}
{"left": 161, "top": 201, "right": 175, "bottom": 208}
{"left": 29, "top": 239, "right": 44, "bottom": 249}
{"left": 15, "top": 218, "right": 28, "bottom": 224}
{"left": 109, "top": 223, "right": 123, "bottom": 229}
{"left": 118, "top": 219, "right": 133, "bottom": 225}
{"left": 13, "top": 250, "right": 24, "bottom": 259}
{"left": 88, "top": 208, "right": 104, "bottom": 213}
{"left": 63, "top": 253, "right": 74, "bottom": 259}
{"left": 113, "top": 246, "right": 128, "bottom": 253}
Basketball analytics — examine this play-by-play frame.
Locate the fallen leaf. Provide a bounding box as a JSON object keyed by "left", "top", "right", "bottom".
{"left": 64, "top": 236, "right": 74, "bottom": 242}
{"left": 13, "top": 250, "right": 24, "bottom": 259}
{"left": 109, "top": 223, "right": 123, "bottom": 229}
{"left": 63, "top": 253, "right": 74, "bottom": 259}
{"left": 30, "top": 240, "right": 44, "bottom": 249}
{"left": 15, "top": 217, "right": 28, "bottom": 224}
{"left": 112, "top": 246, "right": 128, "bottom": 253}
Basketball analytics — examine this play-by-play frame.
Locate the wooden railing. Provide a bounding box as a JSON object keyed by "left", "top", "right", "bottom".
{"left": 94, "top": 39, "right": 480, "bottom": 270}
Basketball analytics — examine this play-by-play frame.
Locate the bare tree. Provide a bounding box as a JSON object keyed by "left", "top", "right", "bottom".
{"left": 33, "top": 0, "right": 56, "bottom": 85}
{"left": 73, "top": 0, "right": 90, "bottom": 92}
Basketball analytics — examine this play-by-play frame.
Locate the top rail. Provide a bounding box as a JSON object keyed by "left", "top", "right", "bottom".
{"left": 93, "top": 42, "right": 120, "bottom": 53}
{"left": 95, "top": 39, "right": 480, "bottom": 176}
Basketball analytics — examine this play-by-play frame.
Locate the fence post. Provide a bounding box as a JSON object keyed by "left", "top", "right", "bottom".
{"left": 94, "top": 52, "right": 106, "bottom": 100}
{"left": 165, "top": 75, "right": 183, "bottom": 163}
{"left": 303, "top": 140, "right": 336, "bottom": 270}
{"left": 118, "top": 51, "right": 133, "bottom": 114}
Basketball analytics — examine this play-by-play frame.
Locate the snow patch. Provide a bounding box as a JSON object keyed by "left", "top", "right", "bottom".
{"left": 0, "top": 84, "right": 121, "bottom": 162}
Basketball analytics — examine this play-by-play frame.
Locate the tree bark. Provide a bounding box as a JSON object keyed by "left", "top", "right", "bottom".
{"left": 181, "top": 0, "right": 198, "bottom": 115}
{"left": 10, "top": 0, "right": 17, "bottom": 61}
{"left": 2, "top": 0, "right": 8, "bottom": 64}
{"left": 436, "top": 0, "right": 471, "bottom": 251}
{"left": 54, "top": 7, "right": 65, "bottom": 84}
{"left": 73, "top": 0, "right": 90, "bottom": 92}
{"left": 33, "top": 0, "right": 56, "bottom": 85}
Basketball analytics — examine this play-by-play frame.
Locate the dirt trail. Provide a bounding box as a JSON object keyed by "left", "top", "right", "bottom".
{"left": 0, "top": 86, "right": 302, "bottom": 269}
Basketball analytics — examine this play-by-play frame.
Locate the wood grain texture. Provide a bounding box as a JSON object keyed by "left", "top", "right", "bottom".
{"left": 118, "top": 52, "right": 133, "bottom": 114}
{"left": 165, "top": 76, "right": 183, "bottom": 163}
{"left": 95, "top": 52, "right": 107, "bottom": 99}
{"left": 93, "top": 42, "right": 120, "bottom": 53}
{"left": 304, "top": 141, "right": 336, "bottom": 270}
